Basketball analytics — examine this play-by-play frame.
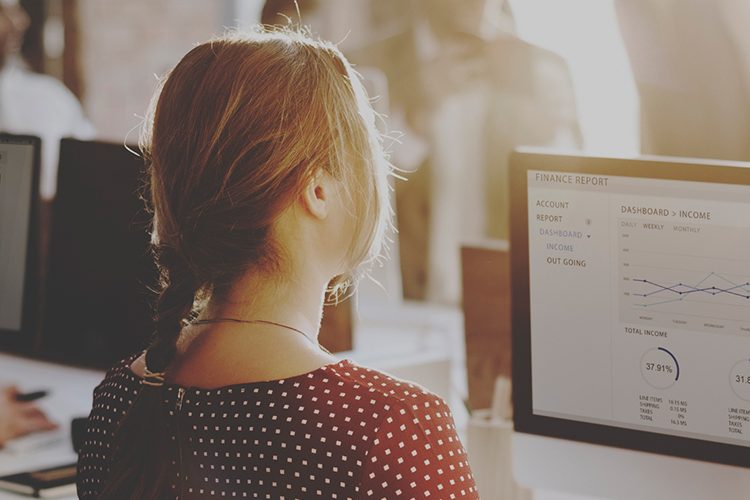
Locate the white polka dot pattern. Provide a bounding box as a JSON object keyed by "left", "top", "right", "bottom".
{"left": 77, "top": 355, "right": 479, "bottom": 499}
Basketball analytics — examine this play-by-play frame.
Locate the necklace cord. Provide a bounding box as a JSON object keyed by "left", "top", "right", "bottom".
{"left": 189, "top": 318, "right": 333, "bottom": 355}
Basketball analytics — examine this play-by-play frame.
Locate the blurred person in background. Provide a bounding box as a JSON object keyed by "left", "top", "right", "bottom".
{"left": 0, "top": 0, "right": 94, "bottom": 199}
{"left": 616, "top": 0, "right": 750, "bottom": 161}
{"left": 0, "top": 386, "right": 56, "bottom": 447}
{"left": 0, "top": 0, "right": 64, "bottom": 450}
{"left": 352, "top": 0, "right": 581, "bottom": 303}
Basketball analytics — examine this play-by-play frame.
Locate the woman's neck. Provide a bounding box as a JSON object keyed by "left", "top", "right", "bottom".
{"left": 162, "top": 266, "right": 337, "bottom": 388}
{"left": 202, "top": 266, "right": 329, "bottom": 343}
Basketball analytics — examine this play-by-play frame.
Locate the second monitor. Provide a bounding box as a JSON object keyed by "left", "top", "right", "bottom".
{"left": 510, "top": 150, "right": 750, "bottom": 499}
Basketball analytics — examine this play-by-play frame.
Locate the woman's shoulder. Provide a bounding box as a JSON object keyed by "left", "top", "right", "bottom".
{"left": 102, "top": 352, "right": 141, "bottom": 381}
{"left": 91, "top": 352, "right": 143, "bottom": 402}
{"left": 333, "top": 361, "right": 478, "bottom": 498}
{"left": 328, "top": 359, "right": 454, "bottom": 419}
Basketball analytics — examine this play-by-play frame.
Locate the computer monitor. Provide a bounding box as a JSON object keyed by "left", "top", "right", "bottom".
{"left": 510, "top": 150, "right": 750, "bottom": 499}
{"left": 41, "top": 139, "right": 157, "bottom": 368}
{"left": 0, "top": 134, "right": 41, "bottom": 352}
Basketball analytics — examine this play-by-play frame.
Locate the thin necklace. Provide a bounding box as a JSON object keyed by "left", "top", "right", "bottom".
{"left": 189, "top": 317, "right": 333, "bottom": 355}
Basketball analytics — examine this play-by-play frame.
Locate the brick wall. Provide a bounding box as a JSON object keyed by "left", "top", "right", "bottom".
{"left": 78, "top": 0, "right": 226, "bottom": 142}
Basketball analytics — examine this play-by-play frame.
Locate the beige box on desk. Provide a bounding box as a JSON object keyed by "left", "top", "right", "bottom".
{"left": 467, "top": 409, "right": 532, "bottom": 500}
{"left": 461, "top": 241, "right": 532, "bottom": 499}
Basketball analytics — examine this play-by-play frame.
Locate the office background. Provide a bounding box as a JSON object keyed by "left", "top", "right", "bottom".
{"left": 2, "top": 1, "right": 750, "bottom": 498}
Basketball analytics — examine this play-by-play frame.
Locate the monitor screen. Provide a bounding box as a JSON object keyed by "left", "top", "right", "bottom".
{"left": 511, "top": 151, "right": 750, "bottom": 468}
{"left": 0, "top": 135, "right": 39, "bottom": 340}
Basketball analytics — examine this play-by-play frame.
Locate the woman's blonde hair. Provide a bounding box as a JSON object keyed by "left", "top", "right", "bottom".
{"left": 99, "top": 28, "right": 392, "bottom": 499}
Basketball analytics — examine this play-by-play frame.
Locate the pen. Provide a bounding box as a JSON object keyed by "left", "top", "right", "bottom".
{"left": 14, "top": 390, "right": 49, "bottom": 402}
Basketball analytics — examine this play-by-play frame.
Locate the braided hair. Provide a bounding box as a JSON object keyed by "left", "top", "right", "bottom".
{"left": 96, "top": 248, "right": 198, "bottom": 499}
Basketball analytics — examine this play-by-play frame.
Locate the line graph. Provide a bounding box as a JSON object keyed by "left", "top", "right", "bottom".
{"left": 619, "top": 219, "right": 750, "bottom": 334}
{"left": 633, "top": 273, "right": 750, "bottom": 307}
{"left": 623, "top": 269, "right": 750, "bottom": 333}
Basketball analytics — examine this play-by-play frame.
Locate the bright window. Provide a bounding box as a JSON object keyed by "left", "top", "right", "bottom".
{"left": 509, "top": 0, "right": 639, "bottom": 154}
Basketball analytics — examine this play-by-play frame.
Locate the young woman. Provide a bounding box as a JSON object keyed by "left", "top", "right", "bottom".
{"left": 77, "top": 29, "right": 478, "bottom": 499}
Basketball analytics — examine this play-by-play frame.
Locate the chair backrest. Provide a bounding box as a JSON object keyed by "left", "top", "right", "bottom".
{"left": 461, "top": 240, "right": 511, "bottom": 412}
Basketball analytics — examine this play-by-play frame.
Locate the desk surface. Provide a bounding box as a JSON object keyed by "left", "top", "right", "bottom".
{"left": 0, "top": 353, "right": 102, "bottom": 499}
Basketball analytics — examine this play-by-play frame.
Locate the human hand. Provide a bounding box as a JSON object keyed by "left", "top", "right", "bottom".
{"left": 0, "top": 386, "right": 58, "bottom": 447}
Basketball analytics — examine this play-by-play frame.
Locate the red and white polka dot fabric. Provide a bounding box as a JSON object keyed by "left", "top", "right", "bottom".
{"left": 77, "top": 356, "right": 479, "bottom": 499}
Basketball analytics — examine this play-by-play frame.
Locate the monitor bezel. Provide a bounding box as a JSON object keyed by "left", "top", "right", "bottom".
{"left": 510, "top": 149, "right": 750, "bottom": 469}
{"left": 0, "top": 134, "right": 41, "bottom": 353}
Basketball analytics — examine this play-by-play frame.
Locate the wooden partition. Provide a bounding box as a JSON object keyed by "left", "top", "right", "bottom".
{"left": 461, "top": 241, "right": 511, "bottom": 412}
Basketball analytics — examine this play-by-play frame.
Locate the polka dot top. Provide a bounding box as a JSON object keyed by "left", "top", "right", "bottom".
{"left": 77, "top": 355, "right": 479, "bottom": 499}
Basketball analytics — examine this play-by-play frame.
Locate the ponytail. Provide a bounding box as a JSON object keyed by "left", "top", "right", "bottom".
{"left": 97, "top": 248, "right": 197, "bottom": 500}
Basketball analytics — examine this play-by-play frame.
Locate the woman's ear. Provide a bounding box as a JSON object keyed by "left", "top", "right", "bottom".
{"left": 301, "top": 172, "right": 330, "bottom": 221}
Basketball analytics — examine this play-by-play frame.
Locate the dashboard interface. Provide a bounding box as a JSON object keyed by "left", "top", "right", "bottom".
{"left": 527, "top": 167, "right": 750, "bottom": 448}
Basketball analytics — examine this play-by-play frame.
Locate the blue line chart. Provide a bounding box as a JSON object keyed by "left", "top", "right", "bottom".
{"left": 633, "top": 272, "right": 750, "bottom": 308}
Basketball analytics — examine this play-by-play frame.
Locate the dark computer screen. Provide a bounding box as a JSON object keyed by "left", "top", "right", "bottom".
{"left": 41, "top": 139, "right": 157, "bottom": 368}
